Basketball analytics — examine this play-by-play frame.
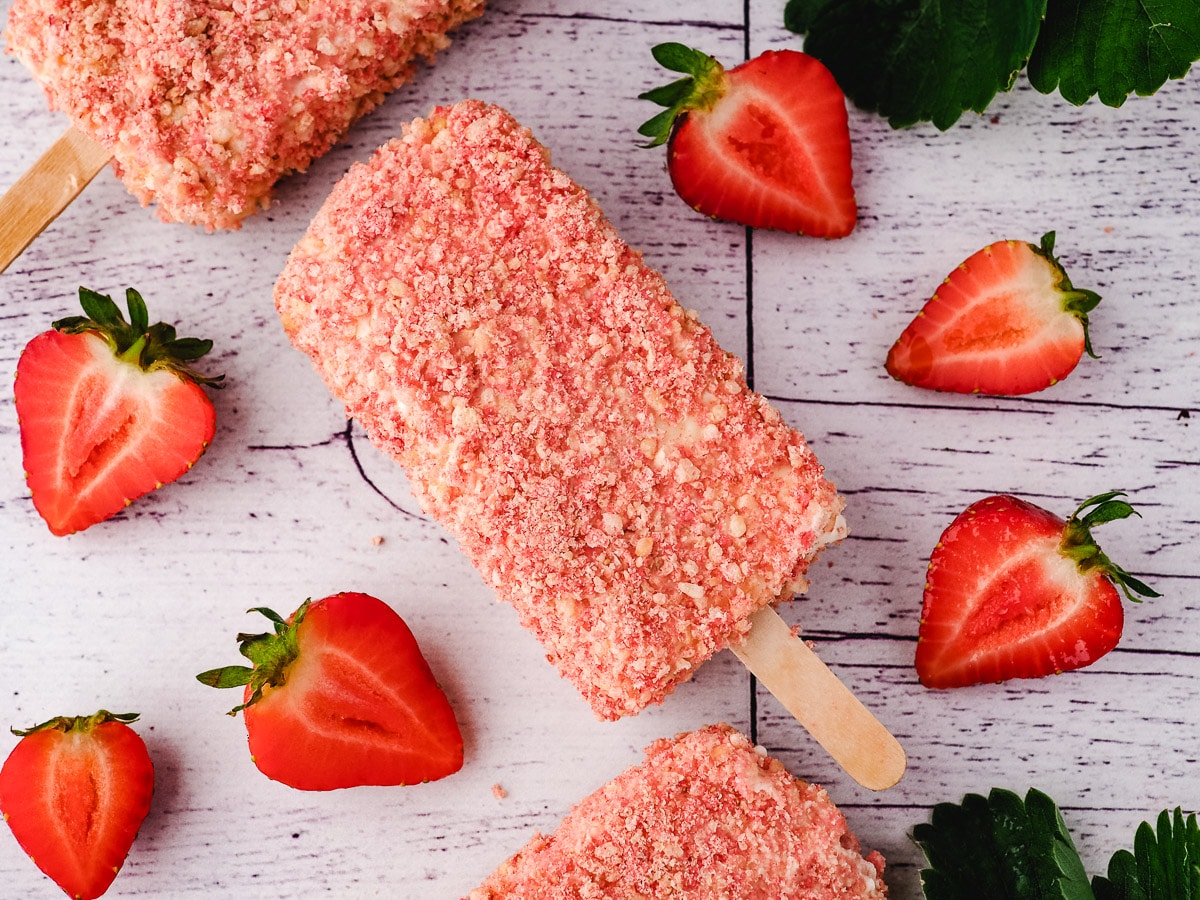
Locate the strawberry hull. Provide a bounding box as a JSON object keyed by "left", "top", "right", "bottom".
{"left": 886, "top": 234, "right": 1100, "bottom": 396}
{"left": 639, "top": 45, "right": 857, "bottom": 237}
{"left": 916, "top": 494, "right": 1145, "bottom": 689}
{"left": 202, "top": 592, "right": 465, "bottom": 791}
{"left": 669, "top": 51, "right": 857, "bottom": 237}
{"left": 16, "top": 330, "right": 216, "bottom": 536}
{"left": 0, "top": 714, "right": 154, "bottom": 900}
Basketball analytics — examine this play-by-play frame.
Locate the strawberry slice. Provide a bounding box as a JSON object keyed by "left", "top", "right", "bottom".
{"left": 885, "top": 232, "right": 1102, "bottom": 395}
{"left": 638, "top": 43, "right": 856, "bottom": 237}
{"left": 15, "top": 287, "right": 222, "bottom": 536}
{"left": 916, "top": 492, "right": 1159, "bottom": 689}
{"left": 0, "top": 711, "right": 154, "bottom": 900}
{"left": 198, "top": 592, "right": 464, "bottom": 791}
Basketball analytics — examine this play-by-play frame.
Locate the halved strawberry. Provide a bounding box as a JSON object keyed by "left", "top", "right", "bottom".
{"left": 638, "top": 43, "right": 856, "bottom": 237}
{"left": 916, "top": 492, "right": 1159, "bottom": 689}
{"left": 885, "top": 232, "right": 1101, "bottom": 395}
{"left": 0, "top": 710, "right": 154, "bottom": 900}
{"left": 198, "top": 592, "right": 464, "bottom": 791}
{"left": 15, "top": 287, "right": 223, "bottom": 536}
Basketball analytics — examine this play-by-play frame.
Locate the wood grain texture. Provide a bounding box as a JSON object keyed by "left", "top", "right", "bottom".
{"left": 1, "top": 0, "right": 1198, "bottom": 896}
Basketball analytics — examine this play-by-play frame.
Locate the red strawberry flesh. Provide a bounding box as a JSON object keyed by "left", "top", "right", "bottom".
{"left": 916, "top": 493, "right": 1155, "bottom": 689}
{"left": 640, "top": 46, "right": 856, "bottom": 237}
{"left": 17, "top": 331, "right": 215, "bottom": 535}
{"left": 200, "top": 592, "right": 464, "bottom": 791}
{"left": 0, "top": 712, "right": 154, "bottom": 900}
{"left": 15, "top": 287, "right": 220, "bottom": 536}
{"left": 670, "top": 52, "right": 856, "bottom": 236}
{"left": 886, "top": 234, "right": 1100, "bottom": 395}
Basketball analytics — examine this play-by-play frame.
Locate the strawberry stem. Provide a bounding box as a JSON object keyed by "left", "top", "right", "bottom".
{"left": 1036, "top": 232, "right": 1102, "bottom": 360}
{"left": 1059, "top": 491, "right": 1160, "bottom": 602}
{"left": 197, "top": 600, "right": 312, "bottom": 715}
{"left": 54, "top": 287, "right": 224, "bottom": 387}
{"left": 637, "top": 43, "right": 728, "bottom": 147}
{"left": 118, "top": 334, "right": 149, "bottom": 366}
{"left": 12, "top": 710, "right": 140, "bottom": 737}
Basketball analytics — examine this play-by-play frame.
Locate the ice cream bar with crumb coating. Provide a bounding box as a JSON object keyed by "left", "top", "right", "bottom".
{"left": 466, "top": 724, "right": 887, "bottom": 899}
{"left": 274, "top": 100, "right": 846, "bottom": 720}
{"left": 4, "top": 0, "right": 485, "bottom": 229}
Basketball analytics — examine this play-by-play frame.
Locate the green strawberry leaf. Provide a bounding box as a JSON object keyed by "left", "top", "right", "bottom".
{"left": 787, "top": 0, "right": 1048, "bottom": 129}
{"left": 914, "top": 788, "right": 1093, "bottom": 899}
{"left": 1028, "top": 0, "right": 1200, "bottom": 107}
{"left": 783, "top": 0, "right": 837, "bottom": 33}
{"left": 1093, "top": 809, "right": 1200, "bottom": 900}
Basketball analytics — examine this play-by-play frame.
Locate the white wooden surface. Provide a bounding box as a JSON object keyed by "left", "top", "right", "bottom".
{"left": 1, "top": 1, "right": 1197, "bottom": 897}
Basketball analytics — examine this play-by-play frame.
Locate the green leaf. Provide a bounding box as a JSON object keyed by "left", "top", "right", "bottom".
{"left": 52, "top": 286, "right": 224, "bottom": 387}
{"left": 1059, "top": 492, "right": 1161, "bottom": 602}
{"left": 784, "top": 0, "right": 837, "bottom": 33}
{"left": 650, "top": 42, "right": 716, "bottom": 75}
{"left": 914, "top": 788, "right": 1094, "bottom": 899}
{"left": 792, "top": 0, "right": 1048, "bottom": 129}
{"left": 638, "top": 77, "right": 694, "bottom": 108}
{"left": 1093, "top": 809, "right": 1200, "bottom": 899}
{"left": 196, "top": 665, "right": 255, "bottom": 689}
{"left": 636, "top": 44, "right": 726, "bottom": 148}
{"left": 1028, "top": 0, "right": 1200, "bottom": 107}
{"left": 125, "top": 287, "right": 149, "bottom": 332}
{"left": 77, "top": 287, "right": 123, "bottom": 327}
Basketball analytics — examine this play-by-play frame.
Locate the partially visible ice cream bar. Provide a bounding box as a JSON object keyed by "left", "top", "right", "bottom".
{"left": 275, "top": 99, "right": 847, "bottom": 721}
{"left": 466, "top": 724, "right": 888, "bottom": 899}
{"left": 4, "top": 0, "right": 486, "bottom": 229}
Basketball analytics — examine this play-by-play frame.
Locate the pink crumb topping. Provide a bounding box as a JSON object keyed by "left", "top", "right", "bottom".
{"left": 275, "top": 100, "right": 845, "bottom": 719}
{"left": 4, "top": 0, "right": 485, "bottom": 229}
{"left": 466, "top": 724, "right": 887, "bottom": 899}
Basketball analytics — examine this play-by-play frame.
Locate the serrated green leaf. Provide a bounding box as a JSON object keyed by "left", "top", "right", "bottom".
{"left": 1026, "top": 788, "right": 1094, "bottom": 899}
{"left": 1093, "top": 809, "right": 1200, "bottom": 900}
{"left": 784, "top": 0, "right": 837, "bottom": 33}
{"left": 798, "top": 0, "right": 1048, "bottom": 129}
{"left": 1028, "top": 0, "right": 1200, "bottom": 107}
{"left": 914, "top": 788, "right": 1095, "bottom": 900}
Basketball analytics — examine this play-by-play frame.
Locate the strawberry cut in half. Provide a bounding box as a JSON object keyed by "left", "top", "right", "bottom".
{"left": 198, "top": 592, "right": 464, "bottom": 791}
{"left": 0, "top": 710, "right": 155, "bottom": 900}
{"left": 916, "top": 491, "right": 1159, "bottom": 689}
{"left": 638, "top": 43, "right": 856, "bottom": 237}
{"left": 15, "top": 287, "right": 223, "bottom": 536}
{"left": 885, "top": 232, "right": 1102, "bottom": 395}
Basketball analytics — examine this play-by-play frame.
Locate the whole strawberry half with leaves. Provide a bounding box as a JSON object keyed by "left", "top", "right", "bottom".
{"left": 198, "top": 592, "right": 464, "bottom": 791}
{"left": 0, "top": 711, "right": 154, "bottom": 900}
{"left": 15, "top": 287, "right": 223, "bottom": 536}
{"left": 917, "top": 491, "right": 1159, "bottom": 689}
{"left": 886, "top": 232, "right": 1101, "bottom": 395}
{"left": 638, "top": 43, "right": 856, "bottom": 237}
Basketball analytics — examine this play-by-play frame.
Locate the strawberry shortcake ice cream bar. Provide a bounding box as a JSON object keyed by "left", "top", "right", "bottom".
{"left": 275, "top": 100, "right": 846, "bottom": 719}
{"left": 4, "top": 0, "right": 485, "bottom": 228}
{"left": 467, "top": 724, "right": 888, "bottom": 899}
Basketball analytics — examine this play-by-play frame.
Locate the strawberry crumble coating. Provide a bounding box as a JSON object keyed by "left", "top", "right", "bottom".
{"left": 4, "top": 0, "right": 485, "bottom": 229}
{"left": 275, "top": 100, "right": 845, "bottom": 719}
{"left": 467, "top": 725, "right": 887, "bottom": 899}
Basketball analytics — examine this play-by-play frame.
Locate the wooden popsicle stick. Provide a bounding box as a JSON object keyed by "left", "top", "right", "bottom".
{"left": 732, "top": 606, "right": 907, "bottom": 791}
{"left": 0, "top": 126, "right": 112, "bottom": 274}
